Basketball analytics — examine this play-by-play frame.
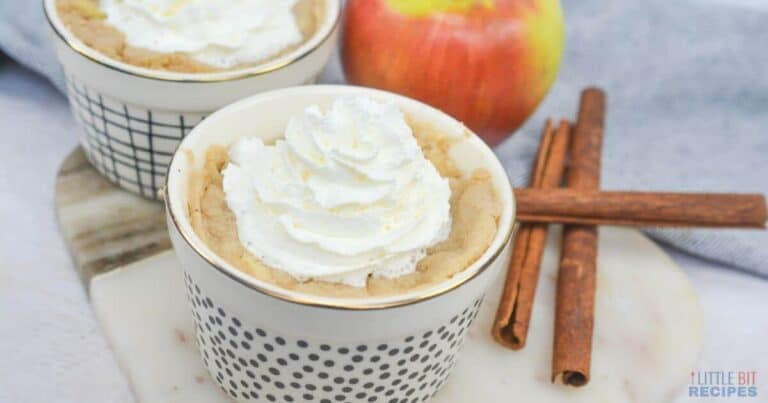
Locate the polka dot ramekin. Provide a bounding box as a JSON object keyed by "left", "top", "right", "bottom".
{"left": 165, "top": 86, "right": 515, "bottom": 403}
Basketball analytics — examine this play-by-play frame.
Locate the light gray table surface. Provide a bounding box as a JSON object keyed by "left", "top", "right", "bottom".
{"left": 1, "top": 51, "right": 766, "bottom": 403}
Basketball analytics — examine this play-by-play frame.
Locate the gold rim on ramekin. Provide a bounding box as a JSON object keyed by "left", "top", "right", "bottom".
{"left": 162, "top": 86, "right": 516, "bottom": 311}
{"left": 166, "top": 197, "right": 515, "bottom": 310}
{"left": 42, "top": 0, "right": 341, "bottom": 83}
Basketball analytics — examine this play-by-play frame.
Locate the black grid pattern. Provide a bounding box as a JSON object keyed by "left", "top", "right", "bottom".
{"left": 64, "top": 75, "right": 206, "bottom": 199}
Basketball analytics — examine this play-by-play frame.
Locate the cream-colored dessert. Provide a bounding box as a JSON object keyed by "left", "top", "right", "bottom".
{"left": 56, "top": 0, "right": 324, "bottom": 73}
{"left": 188, "top": 97, "right": 501, "bottom": 298}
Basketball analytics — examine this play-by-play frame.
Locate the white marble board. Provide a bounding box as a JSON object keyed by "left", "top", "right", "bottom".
{"left": 91, "top": 228, "right": 702, "bottom": 403}
{"left": 55, "top": 148, "right": 703, "bottom": 403}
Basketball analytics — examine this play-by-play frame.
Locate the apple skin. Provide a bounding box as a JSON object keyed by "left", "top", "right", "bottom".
{"left": 341, "top": 0, "right": 564, "bottom": 145}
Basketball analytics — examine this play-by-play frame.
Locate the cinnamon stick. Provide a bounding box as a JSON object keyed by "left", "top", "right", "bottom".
{"left": 492, "top": 120, "right": 571, "bottom": 349}
{"left": 552, "top": 87, "right": 605, "bottom": 387}
{"left": 515, "top": 189, "right": 767, "bottom": 228}
{"left": 491, "top": 120, "right": 554, "bottom": 348}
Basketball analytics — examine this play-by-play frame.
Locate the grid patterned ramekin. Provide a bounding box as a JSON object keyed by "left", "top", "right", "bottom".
{"left": 165, "top": 86, "right": 516, "bottom": 403}
{"left": 44, "top": 0, "right": 340, "bottom": 199}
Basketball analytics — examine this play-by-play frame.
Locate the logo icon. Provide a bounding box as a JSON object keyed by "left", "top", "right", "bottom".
{"left": 688, "top": 370, "right": 758, "bottom": 398}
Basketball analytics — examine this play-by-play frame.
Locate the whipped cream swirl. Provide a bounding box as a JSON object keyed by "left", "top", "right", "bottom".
{"left": 100, "top": 0, "right": 304, "bottom": 68}
{"left": 222, "top": 97, "right": 452, "bottom": 287}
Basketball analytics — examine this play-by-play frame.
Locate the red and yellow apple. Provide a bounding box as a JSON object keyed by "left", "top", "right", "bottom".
{"left": 341, "top": 0, "right": 564, "bottom": 145}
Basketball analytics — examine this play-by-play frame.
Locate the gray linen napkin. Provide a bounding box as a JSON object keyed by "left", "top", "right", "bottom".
{"left": 2, "top": 0, "right": 766, "bottom": 275}
{"left": 496, "top": 0, "right": 768, "bottom": 275}
{"left": 0, "top": 1, "right": 66, "bottom": 91}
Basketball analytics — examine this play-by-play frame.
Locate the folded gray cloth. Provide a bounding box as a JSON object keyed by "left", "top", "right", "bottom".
{"left": 0, "top": 1, "right": 65, "bottom": 91}
{"left": 497, "top": 0, "right": 768, "bottom": 275}
{"left": 2, "top": 0, "right": 766, "bottom": 275}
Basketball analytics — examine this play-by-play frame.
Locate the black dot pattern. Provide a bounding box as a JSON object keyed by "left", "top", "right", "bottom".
{"left": 184, "top": 272, "right": 484, "bottom": 403}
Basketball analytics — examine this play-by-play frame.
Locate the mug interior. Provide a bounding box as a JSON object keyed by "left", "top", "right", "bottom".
{"left": 166, "top": 85, "right": 515, "bottom": 309}
{"left": 43, "top": 0, "right": 341, "bottom": 82}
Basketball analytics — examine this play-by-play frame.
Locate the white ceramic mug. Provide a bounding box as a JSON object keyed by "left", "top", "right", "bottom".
{"left": 43, "top": 0, "right": 340, "bottom": 199}
{"left": 165, "top": 86, "right": 515, "bottom": 403}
